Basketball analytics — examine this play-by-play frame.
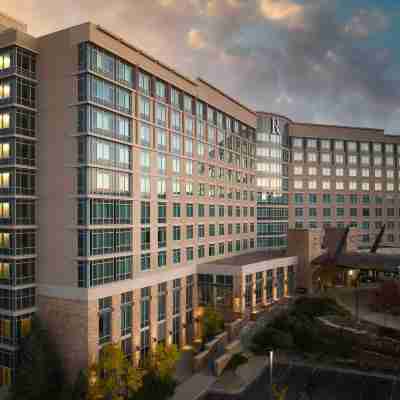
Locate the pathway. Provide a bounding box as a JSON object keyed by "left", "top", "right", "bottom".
{"left": 329, "top": 287, "right": 400, "bottom": 330}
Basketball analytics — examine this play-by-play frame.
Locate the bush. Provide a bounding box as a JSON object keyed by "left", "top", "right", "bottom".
{"left": 130, "top": 372, "right": 177, "bottom": 400}
{"left": 293, "top": 297, "right": 346, "bottom": 318}
{"left": 251, "top": 327, "right": 293, "bottom": 354}
{"left": 202, "top": 307, "right": 224, "bottom": 342}
{"left": 226, "top": 353, "right": 248, "bottom": 371}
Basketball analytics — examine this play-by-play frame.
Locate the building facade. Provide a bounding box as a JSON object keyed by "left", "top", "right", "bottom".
{"left": 288, "top": 123, "right": 400, "bottom": 248}
{"left": 0, "top": 13, "right": 399, "bottom": 384}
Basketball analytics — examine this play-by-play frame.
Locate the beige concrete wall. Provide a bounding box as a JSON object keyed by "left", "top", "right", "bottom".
{"left": 287, "top": 229, "right": 323, "bottom": 291}
{"left": 37, "top": 295, "right": 97, "bottom": 382}
{"left": 0, "top": 12, "right": 27, "bottom": 33}
{"left": 37, "top": 28, "right": 77, "bottom": 287}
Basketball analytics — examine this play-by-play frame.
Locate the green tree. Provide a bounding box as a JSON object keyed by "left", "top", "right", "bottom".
{"left": 88, "top": 343, "right": 144, "bottom": 400}
{"left": 148, "top": 344, "right": 180, "bottom": 381}
{"left": 202, "top": 307, "right": 224, "bottom": 341}
{"left": 129, "top": 344, "right": 180, "bottom": 400}
{"left": 9, "top": 317, "right": 66, "bottom": 400}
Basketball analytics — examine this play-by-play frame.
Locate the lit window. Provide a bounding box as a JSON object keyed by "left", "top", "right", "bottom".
{"left": 322, "top": 181, "right": 331, "bottom": 190}
{"left": 294, "top": 166, "right": 303, "bottom": 175}
{"left": 308, "top": 180, "right": 317, "bottom": 190}
{"left": 0, "top": 173, "right": 10, "bottom": 188}
{"left": 0, "top": 262, "right": 9, "bottom": 279}
{"left": 361, "top": 155, "right": 370, "bottom": 165}
{"left": 0, "top": 82, "right": 10, "bottom": 99}
{"left": 21, "top": 318, "right": 32, "bottom": 337}
{"left": 387, "top": 183, "right": 394, "bottom": 192}
{"left": 0, "top": 143, "right": 10, "bottom": 158}
{"left": 349, "top": 168, "right": 357, "bottom": 177}
{"left": 374, "top": 169, "right": 382, "bottom": 178}
{"left": 307, "top": 139, "right": 317, "bottom": 148}
{"left": 321, "top": 153, "right": 331, "bottom": 163}
{"left": 375, "top": 182, "right": 382, "bottom": 191}
{"left": 360, "top": 143, "right": 369, "bottom": 152}
{"left": 293, "top": 138, "right": 302, "bottom": 147}
{"left": 347, "top": 142, "right": 357, "bottom": 151}
{"left": 321, "top": 140, "right": 330, "bottom": 150}
{"left": 335, "top": 140, "right": 344, "bottom": 150}
{"left": 349, "top": 181, "right": 357, "bottom": 190}
{"left": 0, "top": 202, "right": 10, "bottom": 219}
{"left": 387, "top": 169, "right": 394, "bottom": 179}
{"left": 373, "top": 143, "right": 382, "bottom": 152}
{"left": 361, "top": 168, "right": 369, "bottom": 177}
{"left": 0, "top": 233, "right": 10, "bottom": 248}
{"left": 322, "top": 168, "right": 331, "bottom": 176}
{"left": 0, "top": 113, "right": 10, "bottom": 130}
{"left": 362, "top": 182, "right": 370, "bottom": 191}
{"left": 385, "top": 144, "right": 394, "bottom": 153}
{"left": 96, "top": 171, "right": 111, "bottom": 191}
{"left": 348, "top": 155, "right": 357, "bottom": 165}
{"left": 0, "top": 366, "right": 11, "bottom": 386}
{"left": 336, "top": 168, "right": 344, "bottom": 177}
{"left": 336, "top": 181, "right": 344, "bottom": 190}
{"left": 307, "top": 152, "right": 317, "bottom": 162}
{"left": 0, "top": 53, "right": 11, "bottom": 70}
{"left": 293, "top": 152, "right": 303, "bottom": 161}
{"left": 294, "top": 180, "right": 303, "bottom": 189}
{"left": 308, "top": 167, "right": 317, "bottom": 176}
{"left": 335, "top": 154, "right": 344, "bottom": 164}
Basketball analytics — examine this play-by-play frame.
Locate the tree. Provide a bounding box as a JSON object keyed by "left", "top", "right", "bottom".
{"left": 9, "top": 317, "right": 67, "bottom": 400}
{"left": 147, "top": 344, "right": 180, "bottom": 381}
{"left": 88, "top": 344, "right": 144, "bottom": 400}
{"left": 202, "top": 307, "right": 224, "bottom": 341}
{"left": 129, "top": 345, "right": 179, "bottom": 400}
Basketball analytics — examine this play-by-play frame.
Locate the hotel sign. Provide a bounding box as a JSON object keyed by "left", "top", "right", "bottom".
{"left": 272, "top": 117, "right": 280, "bottom": 135}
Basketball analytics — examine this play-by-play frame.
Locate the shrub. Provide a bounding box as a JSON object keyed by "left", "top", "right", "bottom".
{"left": 293, "top": 297, "right": 346, "bottom": 318}
{"left": 202, "top": 307, "right": 224, "bottom": 341}
{"left": 250, "top": 327, "right": 293, "bottom": 354}
{"left": 226, "top": 353, "right": 248, "bottom": 371}
{"left": 130, "top": 372, "right": 177, "bottom": 400}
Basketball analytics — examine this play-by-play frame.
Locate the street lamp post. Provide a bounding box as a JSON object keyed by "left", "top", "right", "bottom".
{"left": 267, "top": 348, "right": 274, "bottom": 399}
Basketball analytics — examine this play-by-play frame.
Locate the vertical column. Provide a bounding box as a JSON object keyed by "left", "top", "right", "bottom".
{"left": 251, "top": 274, "right": 256, "bottom": 311}
{"left": 111, "top": 294, "right": 121, "bottom": 344}
{"left": 132, "top": 289, "right": 141, "bottom": 367}
{"left": 180, "top": 280, "right": 187, "bottom": 347}
{"left": 150, "top": 285, "right": 158, "bottom": 351}
{"left": 166, "top": 281, "right": 174, "bottom": 346}
{"left": 262, "top": 271, "right": 267, "bottom": 306}
{"left": 240, "top": 274, "right": 246, "bottom": 314}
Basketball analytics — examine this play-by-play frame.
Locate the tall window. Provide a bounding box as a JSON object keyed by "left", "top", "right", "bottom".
{"left": 99, "top": 297, "right": 112, "bottom": 344}
{"left": 121, "top": 291, "right": 132, "bottom": 336}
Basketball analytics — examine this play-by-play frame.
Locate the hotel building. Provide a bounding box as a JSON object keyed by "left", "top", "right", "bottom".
{"left": 0, "top": 13, "right": 398, "bottom": 384}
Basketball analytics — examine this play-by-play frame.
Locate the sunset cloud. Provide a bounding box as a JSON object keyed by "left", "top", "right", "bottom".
{"left": 186, "top": 29, "right": 207, "bottom": 49}
{"left": 0, "top": 1, "right": 399, "bottom": 133}
{"left": 259, "top": 0, "right": 303, "bottom": 22}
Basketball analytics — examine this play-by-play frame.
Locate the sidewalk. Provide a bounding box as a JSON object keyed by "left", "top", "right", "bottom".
{"left": 170, "top": 372, "right": 217, "bottom": 400}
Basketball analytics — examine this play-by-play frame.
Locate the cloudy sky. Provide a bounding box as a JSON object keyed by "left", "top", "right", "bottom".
{"left": 2, "top": 0, "right": 400, "bottom": 132}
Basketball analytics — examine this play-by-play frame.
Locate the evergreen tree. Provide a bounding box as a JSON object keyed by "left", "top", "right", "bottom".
{"left": 9, "top": 317, "right": 66, "bottom": 400}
